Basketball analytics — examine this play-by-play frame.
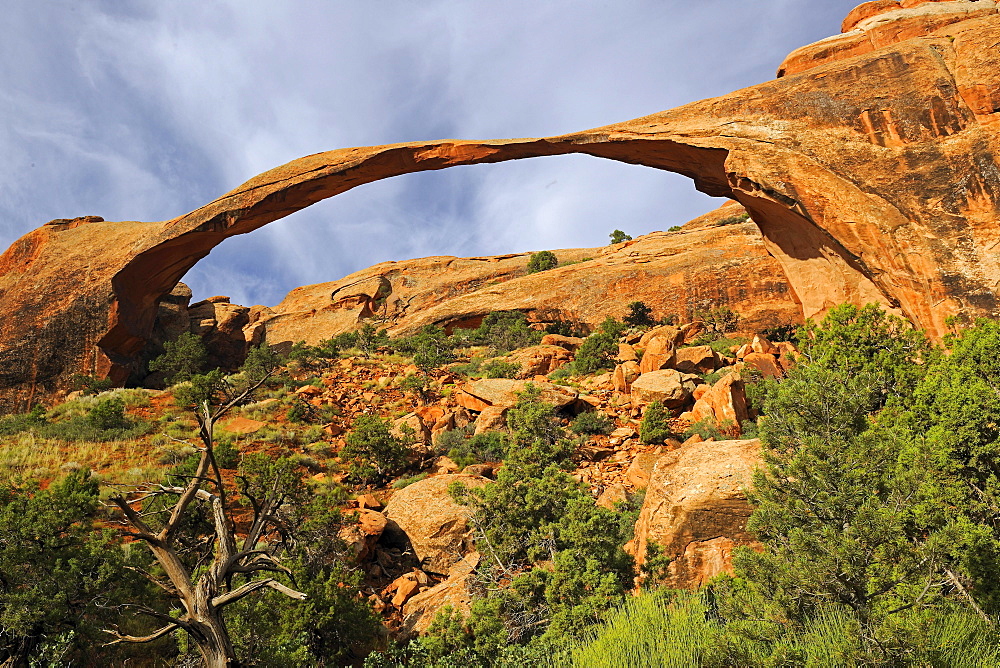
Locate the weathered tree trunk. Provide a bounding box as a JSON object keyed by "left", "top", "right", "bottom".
{"left": 188, "top": 614, "right": 239, "bottom": 668}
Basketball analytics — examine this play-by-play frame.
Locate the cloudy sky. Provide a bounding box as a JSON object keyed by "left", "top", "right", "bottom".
{"left": 1, "top": 0, "right": 859, "bottom": 307}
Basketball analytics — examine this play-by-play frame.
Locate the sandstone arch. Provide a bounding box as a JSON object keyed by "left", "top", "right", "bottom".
{"left": 2, "top": 2, "right": 1000, "bottom": 410}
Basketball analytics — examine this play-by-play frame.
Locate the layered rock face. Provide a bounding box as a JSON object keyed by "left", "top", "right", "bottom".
{"left": 2, "top": 2, "right": 1000, "bottom": 410}
{"left": 261, "top": 201, "right": 800, "bottom": 345}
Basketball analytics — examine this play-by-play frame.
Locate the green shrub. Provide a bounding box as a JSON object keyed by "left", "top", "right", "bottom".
{"left": 639, "top": 402, "right": 672, "bottom": 444}
{"left": 718, "top": 212, "right": 750, "bottom": 225}
{"left": 569, "top": 317, "right": 625, "bottom": 375}
{"left": 342, "top": 415, "right": 409, "bottom": 484}
{"left": 393, "top": 472, "right": 429, "bottom": 489}
{"left": 483, "top": 359, "right": 520, "bottom": 379}
{"left": 545, "top": 320, "right": 587, "bottom": 338}
{"left": 69, "top": 374, "right": 114, "bottom": 395}
{"left": 445, "top": 431, "right": 506, "bottom": 468}
{"left": 393, "top": 325, "right": 456, "bottom": 371}
{"left": 667, "top": 225, "right": 682, "bottom": 232}
{"left": 286, "top": 400, "right": 310, "bottom": 424}
{"left": 623, "top": 301, "right": 656, "bottom": 328}
{"left": 149, "top": 331, "right": 208, "bottom": 384}
{"left": 87, "top": 397, "right": 129, "bottom": 431}
{"left": 570, "top": 411, "right": 613, "bottom": 436}
{"left": 527, "top": 251, "right": 558, "bottom": 274}
{"left": 468, "top": 311, "right": 543, "bottom": 354}
{"left": 683, "top": 418, "right": 723, "bottom": 441}
{"left": 172, "top": 369, "right": 226, "bottom": 408}
{"left": 214, "top": 439, "right": 240, "bottom": 469}
{"left": 609, "top": 230, "right": 632, "bottom": 244}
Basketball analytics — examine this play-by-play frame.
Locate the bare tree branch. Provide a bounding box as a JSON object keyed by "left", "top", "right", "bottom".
{"left": 103, "top": 622, "right": 180, "bottom": 646}
{"left": 212, "top": 577, "right": 307, "bottom": 609}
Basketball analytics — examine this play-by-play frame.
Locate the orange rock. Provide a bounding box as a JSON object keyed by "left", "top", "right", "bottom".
{"left": 742, "top": 353, "right": 784, "bottom": 379}
{"left": 339, "top": 509, "right": 388, "bottom": 563}
{"left": 617, "top": 343, "right": 638, "bottom": 363}
{"left": 414, "top": 405, "right": 445, "bottom": 424}
{"left": 613, "top": 361, "right": 641, "bottom": 393}
{"left": 631, "top": 369, "right": 698, "bottom": 408}
{"left": 673, "top": 345, "right": 720, "bottom": 375}
{"left": 384, "top": 474, "right": 489, "bottom": 574}
{"left": 540, "top": 334, "right": 585, "bottom": 351}
{"left": 597, "top": 483, "right": 629, "bottom": 510}
{"left": 401, "top": 553, "right": 480, "bottom": 637}
{"left": 462, "top": 378, "right": 577, "bottom": 409}
{"left": 750, "top": 335, "right": 777, "bottom": 356}
{"left": 391, "top": 575, "right": 421, "bottom": 608}
{"left": 220, "top": 416, "right": 266, "bottom": 435}
{"left": 689, "top": 374, "right": 749, "bottom": 428}
{"left": 454, "top": 389, "right": 490, "bottom": 413}
{"left": 473, "top": 406, "right": 508, "bottom": 434}
{"left": 639, "top": 325, "right": 684, "bottom": 348}
{"left": 505, "top": 345, "right": 573, "bottom": 377}
{"left": 627, "top": 439, "right": 761, "bottom": 589}
{"left": 639, "top": 336, "right": 676, "bottom": 374}
{"left": 625, "top": 452, "right": 662, "bottom": 489}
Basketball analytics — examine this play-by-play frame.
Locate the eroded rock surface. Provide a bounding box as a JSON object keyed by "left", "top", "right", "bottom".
{"left": 384, "top": 474, "right": 488, "bottom": 575}
{"left": 3, "top": 4, "right": 1000, "bottom": 409}
{"left": 627, "top": 438, "right": 762, "bottom": 589}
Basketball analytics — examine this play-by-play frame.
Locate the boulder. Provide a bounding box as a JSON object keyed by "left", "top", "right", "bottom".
{"left": 187, "top": 298, "right": 252, "bottom": 370}
{"left": 741, "top": 352, "right": 784, "bottom": 379}
{"left": 393, "top": 412, "right": 430, "bottom": 444}
{"left": 473, "top": 406, "right": 508, "bottom": 434}
{"left": 625, "top": 451, "right": 661, "bottom": 489}
{"left": 617, "top": 343, "right": 638, "bottom": 363}
{"left": 390, "top": 573, "right": 422, "bottom": 608}
{"left": 612, "top": 361, "right": 641, "bottom": 393}
{"left": 454, "top": 389, "right": 491, "bottom": 413}
{"left": 639, "top": 325, "right": 683, "bottom": 348}
{"left": 401, "top": 553, "right": 480, "bottom": 637}
{"left": 462, "top": 378, "right": 578, "bottom": 409}
{"left": 639, "top": 336, "right": 676, "bottom": 374}
{"left": 384, "top": 474, "right": 489, "bottom": 574}
{"left": 750, "top": 334, "right": 777, "bottom": 356}
{"left": 631, "top": 369, "right": 698, "bottom": 408}
{"left": 627, "top": 439, "right": 762, "bottom": 589}
{"left": 540, "top": 334, "right": 585, "bottom": 351}
{"left": 597, "top": 483, "right": 629, "bottom": 510}
{"left": 338, "top": 509, "right": 388, "bottom": 563}
{"left": 688, "top": 373, "right": 749, "bottom": 429}
{"left": 673, "top": 345, "right": 720, "bottom": 374}
{"left": 505, "top": 345, "right": 573, "bottom": 378}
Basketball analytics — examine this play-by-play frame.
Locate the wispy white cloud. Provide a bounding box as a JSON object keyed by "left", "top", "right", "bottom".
{"left": 1, "top": 0, "right": 859, "bottom": 307}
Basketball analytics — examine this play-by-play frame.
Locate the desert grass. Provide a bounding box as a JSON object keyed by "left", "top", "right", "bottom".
{"left": 0, "top": 431, "right": 162, "bottom": 486}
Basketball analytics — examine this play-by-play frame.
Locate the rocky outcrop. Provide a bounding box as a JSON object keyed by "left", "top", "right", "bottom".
{"left": 400, "top": 553, "right": 480, "bottom": 638}
{"left": 263, "top": 201, "right": 800, "bottom": 345}
{"left": 3, "top": 4, "right": 1000, "bottom": 410}
{"left": 383, "top": 474, "right": 488, "bottom": 575}
{"left": 627, "top": 439, "right": 762, "bottom": 589}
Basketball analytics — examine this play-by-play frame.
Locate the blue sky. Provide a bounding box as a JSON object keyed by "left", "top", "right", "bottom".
{"left": 1, "top": 0, "right": 860, "bottom": 306}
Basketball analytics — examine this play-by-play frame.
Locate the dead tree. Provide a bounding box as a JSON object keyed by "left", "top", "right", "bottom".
{"left": 105, "top": 372, "right": 305, "bottom": 667}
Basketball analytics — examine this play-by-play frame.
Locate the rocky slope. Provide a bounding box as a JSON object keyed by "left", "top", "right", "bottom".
{"left": 260, "top": 201, "right": 800, "bottom": 345}
{"left": 2, "top": 0, "right": 999, "bottom": 410}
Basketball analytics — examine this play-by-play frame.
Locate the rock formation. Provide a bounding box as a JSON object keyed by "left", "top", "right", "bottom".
{"left": 627, "top": 438, "right": 762, "bottom": 589}
{"left": 260, "top": 201, "right": 799, "bottom": 345}
{"left": 2, "top": 0, "right": 1000, "bottom": 410}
